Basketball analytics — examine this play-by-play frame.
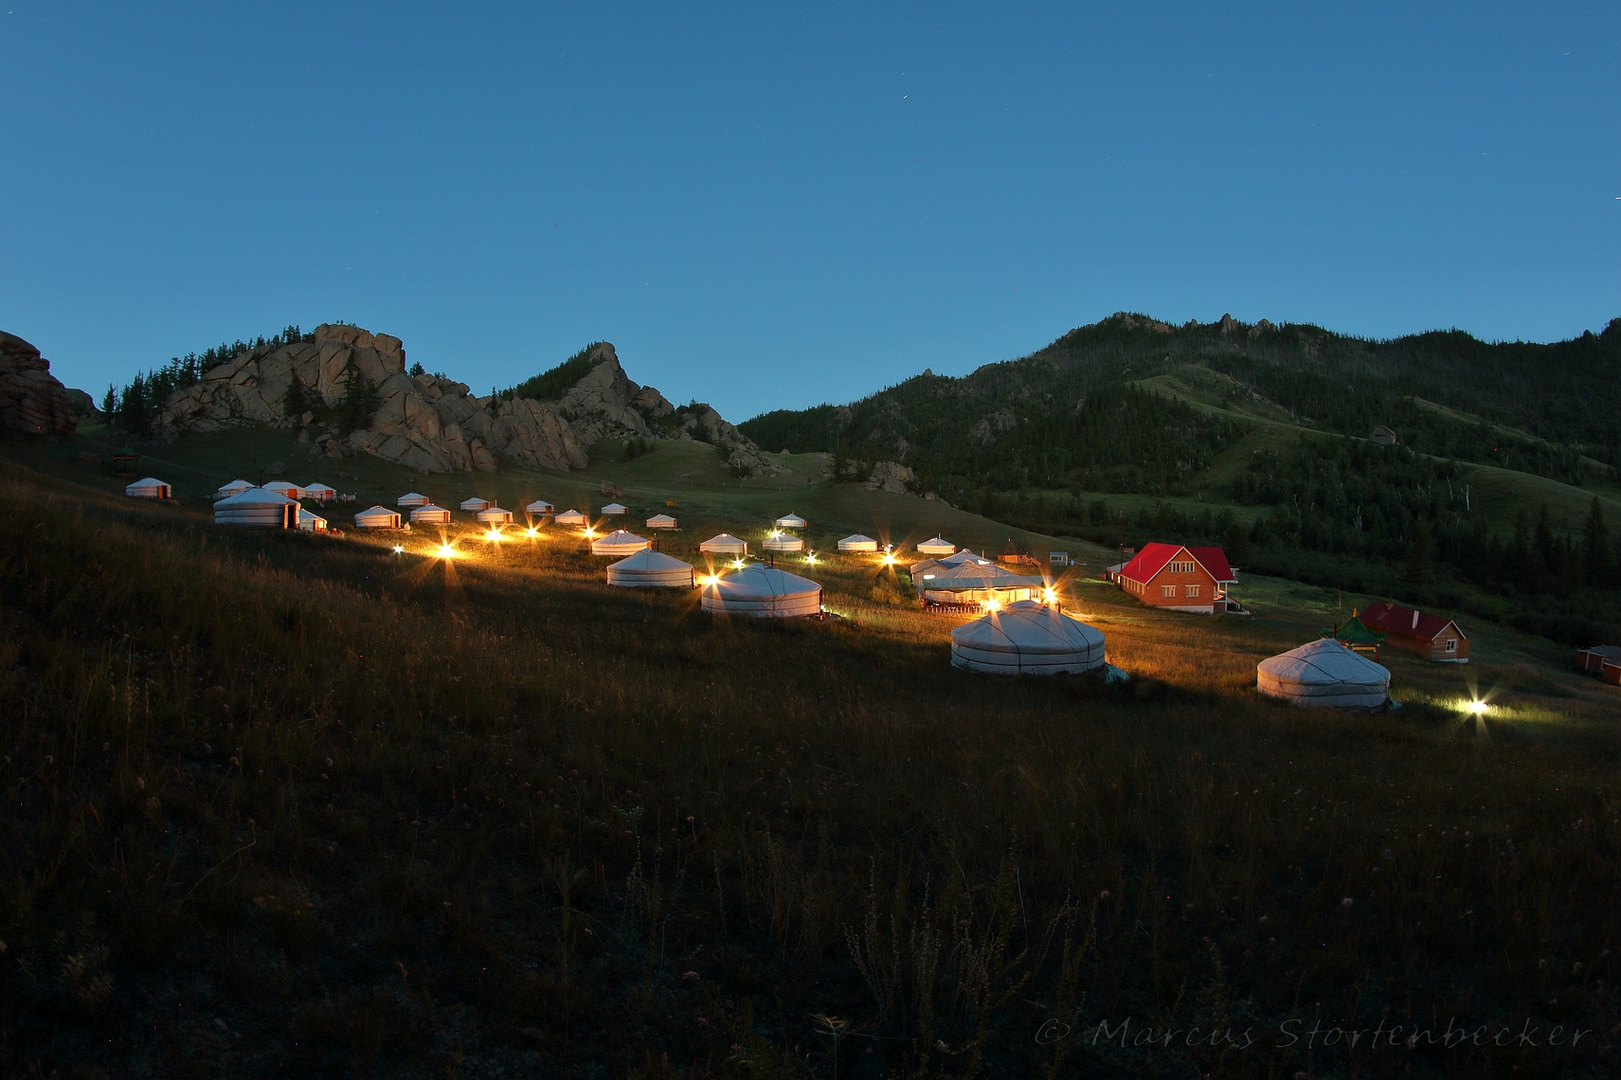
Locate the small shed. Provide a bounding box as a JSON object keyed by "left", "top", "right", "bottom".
{"left": 124, "top": 477, "right": 171, "bottom": 500}
{"left": 1576, "top": 646, "right": 1621, "bottom": 675}
{"left": 410, "top": 503, "right": 451, "bottom": 525}
{"left": 837, "top": 534, "right": 878, "bottom": 552}
{"left": 591, "top": 529, "right": 651, "bottom": 557}
{"left": 397, "top": 492, "right": 431, "bottom": 508}
{"left": 1329, "top": 613, "right": 1388, "bottom": 658}
{"left": 646, "top": 513, "right": 678, "bottom": 530}
{"left": 998, "top": 538, "right": 1040, "bottom": 567}
{"left": 1049, "top": 551, "right": 1071, "bottom": 567}
{"left": 700, "top": 533, "right": 748, "bottom": 555}
{"left": 916, "top": 536, "right": 955, "bottom": 556}
{"left": 303, "top": 483, "right": 336, "bottom": 503}
{"left": 459, "top": 497, "right": 491, "bottom": 513}
{"left": 354, "top": 505, "right": 402, "bottom": 529}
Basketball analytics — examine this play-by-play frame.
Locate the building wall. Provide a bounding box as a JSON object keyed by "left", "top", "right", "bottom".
{"left": 1121, "top": 560, "right": 1220, "bottom": 614}
{"left": 1384, "top": 626, "right": 1470, "bottom": 661}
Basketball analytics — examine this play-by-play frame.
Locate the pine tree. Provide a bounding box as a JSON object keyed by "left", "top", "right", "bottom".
{"left": 1581, "top": 496, "right": 1611, "bottom": 585}
{"left": 340, "top": 365, "right": 380, "bottom": 432}
{"left": 283, "top": 378, "right": 308, "bottom": 421}
{"left": 1403, "top": 521, "right": 1431, "bottom": 586}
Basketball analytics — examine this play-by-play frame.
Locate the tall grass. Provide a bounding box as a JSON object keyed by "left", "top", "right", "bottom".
{"left": 0, "top": 459, "right": 1617, "bottom": 1078}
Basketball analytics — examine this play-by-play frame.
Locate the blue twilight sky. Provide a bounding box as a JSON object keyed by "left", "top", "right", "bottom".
{"left": 1, "top": 2, "right": 1617, "bottom": 421}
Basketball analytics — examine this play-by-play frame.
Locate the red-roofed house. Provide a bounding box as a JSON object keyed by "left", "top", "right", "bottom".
{"left": 1115, "top": 542, "right": 1239, "bottom": 614}
{"left": 1360, "top": 601, "right": 1470, "bottom": 663}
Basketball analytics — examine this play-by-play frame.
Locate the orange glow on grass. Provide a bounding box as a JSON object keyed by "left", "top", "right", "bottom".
{"left": 435, "top": 543, "right": 459, "bottom": 559}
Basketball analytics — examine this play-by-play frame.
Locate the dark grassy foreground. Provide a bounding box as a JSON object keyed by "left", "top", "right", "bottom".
{"left": 1, "top": 461, "right": 1618, "bottom": 1079}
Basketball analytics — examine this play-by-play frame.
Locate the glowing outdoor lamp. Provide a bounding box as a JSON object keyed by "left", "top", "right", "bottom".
{"left": 436, "top": 543, "right": 458, "bottom": 559}
{"left": 392, "top": 545, "right": 405, "bottom": 555}
{"left": 731, "top": 558, "right": 745, "bottom": 570}
{"left": 1466, "top": 699, "right": 1489, "bottom": 715}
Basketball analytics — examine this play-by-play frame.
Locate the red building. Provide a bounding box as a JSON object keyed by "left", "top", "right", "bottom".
{"left": 1360, "top": 601, "right": 1470, "bottom": 662}
{"left": 1115, "top": 543, "right": 1239, "bottom": 614}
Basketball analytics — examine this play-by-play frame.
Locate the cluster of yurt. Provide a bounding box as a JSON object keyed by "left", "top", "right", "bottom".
{"left": 606, "top": 549, "right": 695, "bottom": 588}
{"left": 700, "top": 533, "right": 747, "bottom": 555}
{"left": 124, "top": 477, "right": 171, "bottom": 500}
{"left": 646, "top": 513, "right": 678, "bottom": 530}
{"left": 700, "top": 565, "right": 821, "bottom": 617}
{"left": 591, "top": 529, "right": 651, "bottom": 557}
{"left": 355, "top": 505, "right": 402, "bottom": 529}
{"left": 410, "top": 503, "right": 451, "bottom": 524}
{"left": 837, "top": 534, "right": 878, "bottom": 552}
{"left": 1257, "top": 639, "right": 1391, "bottom": 709}
{"left": 214, "top": 487, "right": 296, "bottom": 528}
{"left": 911, "top": 551, "right": 1038, "bottom": 605}
{"left": 950, "top": 601, "right": 1105, "bottom": 676}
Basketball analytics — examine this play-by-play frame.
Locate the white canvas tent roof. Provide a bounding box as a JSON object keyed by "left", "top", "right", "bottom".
{"left": 606, "top": 548, "right": 695, "bottom": 588}
{"left": 297, "top": 507, "right": 328, "bottom": 532}
{"left": 397, "top": 492, "right": 430, "bottom": 507}
{"left": 646, "top": 513, "right": 678, "bottom": 529}
{"left": 601, "top": 502, "right": 628, "bottom": 515}
{"left": 303, "top": 483, "right": 336, "bottom": 501}
{"left": 525, "top": 499, "right": 554, "bottom": 514}
{"left": 555, "top": 509, "right": 588, "bottom": 526}
{"left": 263, "top": 481, "right": 304, "bottom": 500}
{"left": 1258, "top": 639, "right": 1390, "bottom": 708}
{"left": 476, "top": 506, "right": 513, "bottom": 524}
{"left": 459, "top": 497, "right": 491, "bottom": 512}
{"left": 354, "top": 505, "right": 402, "bottom": 529}
{"left": 700, "top": 565, "right": 821, "bottom": 618}
{"left": 774, "top": 513, "right": 807, "bottom": 529}
{"left": 837, "top": 534, "right": 877, "bottom": 552}
{"left": 214, "top": 479, "right": 252, "bottom": 500}
{"left": 951, "top": 600, "right": 1106, "bottom": 676}
{"left": 124, "top": 477, "right": 171, "bottom": 499}
{"left": 591, "top": 529, "right": 651, "bottom": 557}
{"left": 916, "top": 536, "right": 955, "bottom": 556}
{"left": 410, "top": 503, "right": 451, "bottom": 524}
{"left": 700, "top": 533, "right": 748, "bottom": 554}
{"left": 214, "top": 487, "right": 295, "bottom": 528}
{"left": 762, "top": 534, "right": 805, "bottom": 552}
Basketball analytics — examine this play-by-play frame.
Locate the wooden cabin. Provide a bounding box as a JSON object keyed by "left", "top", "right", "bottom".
{"left": 1115, "top": 543, "right": 1239, "bottom": 615}
{"left": 1360, "top": 601, "right": 1470, "bottom": 662}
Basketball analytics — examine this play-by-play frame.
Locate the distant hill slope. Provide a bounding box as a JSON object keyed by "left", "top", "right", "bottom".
{"left": 740, "top": 312, "right": 1621, "bottom": 492}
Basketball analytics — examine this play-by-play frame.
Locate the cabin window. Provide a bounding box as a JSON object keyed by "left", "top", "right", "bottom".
{"left": 1169, "top": 560, "right": 1195, "bottom": 574}
{"left": 1161, "top": 584, "right": 1177, "bottom": 597}
{"left": 1445, "top": 639, "right": 1456, "bottom": 652}
{"left": 1186, "top": 584, "right": 1200, "bottom": 597}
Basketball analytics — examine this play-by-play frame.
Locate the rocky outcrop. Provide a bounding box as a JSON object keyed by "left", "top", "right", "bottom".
{"left": 153, "top": 325, "right": 759, "bottom": 475}
{"left": 0, "top": 332, "right": 78, "bottom": 436}
{"left": 864, "top": 461, "right": 917, "bottom": 494}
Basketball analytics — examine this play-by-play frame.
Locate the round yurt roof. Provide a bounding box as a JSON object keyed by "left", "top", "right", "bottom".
{"left": 460, "top": 497, "right": 490, "bottom": 511}
{"left": 951, "top": 600, "right": 1106, "bottom": 676}
{"left": 700, "top": 532, "right": 747, "bottom": 552}
{"left": 774, "top": 513, "right": 807, "bottom": 528}
{"left": 917, "top": 536, "right": 955, "bottom": 554}
{"left": 264, "top": 481, "right": 302, "bottom": 494}
{"left": 525, "top": 499, "right": 553, "bottom": 512}
{"left": 762, "top": 534, "right": 805, "bottom": 551}
{"left": 1257, "top": 639, "right": 1391, "bottom": 708}
{"left": 126, "top": 476, "right": 169, "bottom": 490}
{"left": 606, "top": 548, "right": 695, "bottom": 587}
{"left": 476, "top": 506, "right": 512, "bottom": 522}
{"left": 939, "top": 550, "right": 991, "bottom": 566}
{"left": 646, "top": 513, "right": 677, "bottom": 525}
{"left": 700, "top": 565, "right": 822, "bottom": 617}
{"left": 214, "top": 487, "right": 295, "bottom": 528}
{"left": 555, "top": 508, "right": 587, "bottom": 523}
{"left": 918, "top": 562, "right": 1031, "bottom": 592}
{"left": 838, "top": 533, "right": 875, "bottom": 546}
{"left": 410, "top": 503, "right": 450, "bottom": 521}
{"left": 591, "top": 529, "right": 650, "bottom": 555}
{"left": 215, "top": 487, "right": 294, "bottom": 508}
{"left": 297, "top": 507, "right": 326, "bottom": 525}
{"left": 397, "top": 492, "right": 430, "bottom": 507}
{"left": 601, "top": 502, "right": 628, "bottom": 514}
{"left": 215, "top": 479, "right": 252, "bottom": 498}
{"left": 303, "top": 482, "right": 335, "bottom": 494}
{"left": 355, "top": 505, "right": 400, "bottom": 525}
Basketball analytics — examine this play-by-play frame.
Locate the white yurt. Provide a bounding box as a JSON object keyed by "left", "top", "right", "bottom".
{"left": 915, "top": 561, "right": 1038, "bottom": 605}
{"left": 459, "top": 496, "right": 491, "bottom": 513}
{"left": 762, "top": 533, "right": 806, "bottom": 553}
{"left": 699, "top": 533, "right": 748, "bottom": 555}
{"left": 606, "top": 549, "right": 696, "bottom": 588}
{"left": 1257, "top": 639, "right": 1391, "bottom": 709}
{"left": 297, "top": 507, "right": 328, "bottom": 533}
{"left": 213, "top": 487, "right": 295, "bottom": 528}
{"left": 214, "top": 479, "right": 252, "bottom": 500}
{"left": 601, "top": 502, "right": 628, "bottom": 516}
{"left": 646, "top": 513, "right": 678, "bottom": 530}
{"left": 950, "top": 601, "right": 1106, "bottom": 676}
{"left": 837, "top": 534, "right": 878, "bottom": 552}
{"left": 591, "top": 529, "right": 651, "bottom": 557}
{"left": 916, "top": 536, "right": 955, "bottom": 556}
{"left": 397, "top": 492, "right": 431, "bottom": 508}
{"left": 525, "top": 499, "right": 554, "bottom": 515}
{"left": 774, "top": 513, "right": 807, "bottom": 529}
{"left": 303, "top": 483, "right": 336, "bottom": 503}
{"left": 700, "top": 565, "right": 822, "bottom": 618}
{"left": 555, "top": 509, "right": 588, "bottom": 527}
{"left": 354, "top": 505, "right": 402, "bottom": 529}
{"left": 476, "top": 506, "right": 513, "bottom": 525}
{"left": 124, "top": 477, "right": 171, "bottom": 500}
{"left": 410, "top": 503, "right": 451, "bottom": 525}
{"left": 263, "top": 481, "right": 304, "bottom": 501}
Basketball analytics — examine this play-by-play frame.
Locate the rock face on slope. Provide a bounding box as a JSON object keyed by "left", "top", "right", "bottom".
{"left": 154, "top": 326, "right": 763, "bottom": 475}
{"left": 0, "top": 332, "right": 78, "bottom": 437}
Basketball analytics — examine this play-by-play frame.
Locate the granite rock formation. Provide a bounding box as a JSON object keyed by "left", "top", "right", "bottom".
{"left": 0, "top": 332, "right": 78, "bottom": 437}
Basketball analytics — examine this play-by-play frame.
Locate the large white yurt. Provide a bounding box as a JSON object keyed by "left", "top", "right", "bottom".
{"left": 397, "top": 492, "right": 431, "bottom": 508}
{"left": 591, "top": 529, "right": 651, "bottom": 557}
{"left": 459, "top": 496, "right": 491, "bottom": 513}
{"left": 297, "top": 507, "right": 328, "bottom": 532}
{"left": 699, "top": 533, "right": 747, "bottom": 555}
{"left": 606, "top": 549, "right": 696, "bottom": 588}
{"left": 837, "top": 534, "right": 878, "bottom": 552}
{"left": 476, "top": 506, "right": 513, "bottom": 525}
{"left": 213, "top": 487, "right": 295, "bottom": 528}
{"left": 774, "top": 513, "right": 808, "bottom": 529}
{"left": 125, "top": 477, "right": 171, "bottom": 500}
{"left": 302, "top": 482, "right": 336, "bottom": 503}
{"left": 214, "top": 479, "right": 252, "bottom": 500}
{"left": 915, "top": 561, "right": 1038, "bottom": 605}
{"left": 263, "top": 481, "right": 304, "bottom": 501}
{"left": 916, "top": 536, "right": 955, "bottom": 556}
{"left": 409, "top": 503, "right": 451, "bottom": 525}
{"left": 1257, "top": 639, "right": 1391, "bottom": 709}
{"left": 700, "top": 565, "right": 822, "bottom": 618}
{"left": 762, "top": 533, "right": 806, "bottom": 553}
{"left": 951, "top": 601, "right": 1106, "bottom": 676}
{"left": 601, "top": 502, "right": 628, "bottom": 516}
{"left": 555, "top": 509, "right": 588, "bottom": 527}
{"left": 646, "top": 513, "right": 678, "bottom": 530}
{"left": 354, "top": 505, "right": 402, "bottom": 529}
{"left": 525, "top": 499, "right": 554, "bottom": 515}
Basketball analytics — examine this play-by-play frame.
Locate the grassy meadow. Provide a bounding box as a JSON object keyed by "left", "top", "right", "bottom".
{"left": 2, "top": 435, "right": 1619, "bottom": 1079}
